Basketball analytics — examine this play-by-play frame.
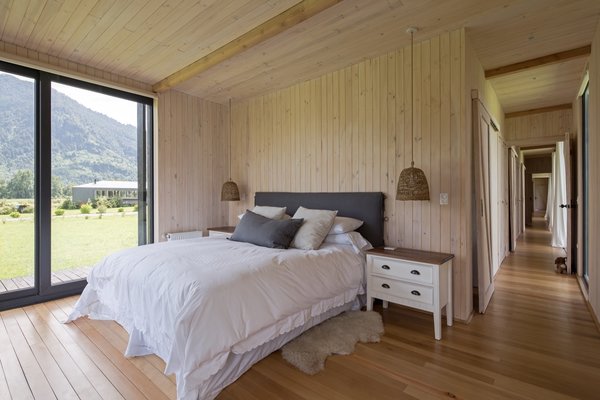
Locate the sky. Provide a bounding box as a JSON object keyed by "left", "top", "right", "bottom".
{"left": 52, "top": 83, "right": 138, "bottom": 126}
{"left": 0, "top": 71, "right": 137, "bottom": 126}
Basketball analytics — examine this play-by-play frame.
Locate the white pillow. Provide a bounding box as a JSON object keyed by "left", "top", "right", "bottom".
{"left": 290, "top": 207, "right": 337, "bottom": 250}
{"left": 323, "top": 231, "right": 373, "bottom": 254}
{"left": 239, "top": 206, "right": 287, "bottom": 220}
{"left": 328, "top": 216, "right": 363, "bottom": 234}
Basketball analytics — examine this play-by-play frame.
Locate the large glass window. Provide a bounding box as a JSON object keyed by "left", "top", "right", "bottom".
{"left": 0, "top": 70, "right": 36, "bottom": 297}
{"left": 0, "top": 61, "right": 153, "bottom": 309}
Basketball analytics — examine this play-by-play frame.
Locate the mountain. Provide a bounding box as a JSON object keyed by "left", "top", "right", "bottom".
{"left": 0, "top": 73, "right": 137, "bottom": 186}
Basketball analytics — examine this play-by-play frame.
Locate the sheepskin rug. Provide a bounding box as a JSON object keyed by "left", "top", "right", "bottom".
{"left": 281, "top": 310, "right": 384, "bottom": 375}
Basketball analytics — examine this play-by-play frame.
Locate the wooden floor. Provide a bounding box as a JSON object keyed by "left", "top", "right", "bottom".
{"left": 0, "top": 267, "right": 91, "bottom": 293}
{"left": 0, "top": 217, "right": 598, "bottom": 399}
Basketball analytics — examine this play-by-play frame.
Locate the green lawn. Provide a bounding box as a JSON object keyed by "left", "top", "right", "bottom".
{"left": 0, "top": 213, "right": 137, "bottom": 279}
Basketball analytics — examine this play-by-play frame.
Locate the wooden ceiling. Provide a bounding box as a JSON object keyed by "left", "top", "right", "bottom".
{"left": 0, "top": 0, "right": 599, "bottom": 112}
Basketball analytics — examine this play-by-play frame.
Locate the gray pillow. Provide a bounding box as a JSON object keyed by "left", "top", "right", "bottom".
{"left": 230, "top": 210, "right": 304, "bottom": 249}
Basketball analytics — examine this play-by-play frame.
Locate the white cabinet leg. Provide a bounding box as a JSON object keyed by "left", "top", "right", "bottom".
{"left": 434, "top": 310, "right": 442, "bottom": 340}
{"left": 382, "top": 300, "right": 389, "bottom": 309}
{"left": 366, "top": 296, "right": 374, "bottom": 311}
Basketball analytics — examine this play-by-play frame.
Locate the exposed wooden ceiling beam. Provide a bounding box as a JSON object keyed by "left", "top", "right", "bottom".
{"left": 485, "top": 45, "right": 591, "bottom": 79}
{"left": 152, "top": 0, "right": 342, "bottom": 93}
{"left": 505, "top": 103, "right": 572, "bottom": 118}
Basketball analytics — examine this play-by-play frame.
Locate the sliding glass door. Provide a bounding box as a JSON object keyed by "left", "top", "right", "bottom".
{"left": 0, "top": 66, "right": 37, "bottom": 299}
{"left": 0, "top": 61, "right": 154, "bottom": 309}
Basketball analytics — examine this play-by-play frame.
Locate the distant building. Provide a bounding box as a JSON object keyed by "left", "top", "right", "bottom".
{"left": 72, "top": 180, "right": 138, "bottom": 205}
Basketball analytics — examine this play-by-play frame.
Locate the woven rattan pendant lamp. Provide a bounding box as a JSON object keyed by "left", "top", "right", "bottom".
{"left": 221, "top": 99, "right": 240, "bottom": 201}
{"left": 397, "top": 27, "right": 430, "bottom": 201}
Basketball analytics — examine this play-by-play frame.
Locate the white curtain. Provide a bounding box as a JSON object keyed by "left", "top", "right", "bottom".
{"left": 551, "top": 142, "right": 567, "bottom": 248}
{"left": 545, "top": 152, "right": 555, "bottom": 228}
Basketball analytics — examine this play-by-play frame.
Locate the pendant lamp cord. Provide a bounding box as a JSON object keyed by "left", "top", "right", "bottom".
{"left": 229, "top": 98, "right": 232, "bottom": 180}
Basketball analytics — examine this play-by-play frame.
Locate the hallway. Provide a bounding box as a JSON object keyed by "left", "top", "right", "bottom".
{"left": 459, "top": 215, "right": 600, "bottom": 398}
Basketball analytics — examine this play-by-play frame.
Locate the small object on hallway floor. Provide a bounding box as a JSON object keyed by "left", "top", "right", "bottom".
{"left": 554, "top": 257, "right": 567, "bottom": 274}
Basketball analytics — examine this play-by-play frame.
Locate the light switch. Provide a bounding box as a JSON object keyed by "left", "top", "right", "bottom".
{"left": 440, "top": 193, "right": 448, "bottom": 205}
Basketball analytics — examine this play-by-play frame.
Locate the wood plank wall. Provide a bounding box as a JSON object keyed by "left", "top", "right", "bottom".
{"left": 228, "top": 29, "right": 477, "bottom": 321}
{"left": 505, "top": 109, "right": 573, "bottom": 143}
{"left": 0, "top": 39, "right": 152, "bottom": 94}
{"left": 587, "top": 21, "right": 600, "bottom": 325}
{"left": 156, "top": 90, "right": 229, "bottom": 240}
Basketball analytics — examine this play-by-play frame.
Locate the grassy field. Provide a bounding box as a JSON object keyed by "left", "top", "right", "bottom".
{"left": 0, "top": 213, "right": 137, "bottom": 279}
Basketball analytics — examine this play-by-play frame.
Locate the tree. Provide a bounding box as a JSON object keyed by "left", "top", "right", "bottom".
{"left": 51, "top": 175, "right": 71, "bottom": 198}
{"left": 0, "top": 179, "right": 7, "bottom": 198}
{"left": 6, "top": 170, "right": 34, "bottom": 199}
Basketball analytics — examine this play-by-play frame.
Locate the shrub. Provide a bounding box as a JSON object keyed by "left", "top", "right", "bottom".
{"left": 80, "top": 203, "right": 92, "bottom": 214}
{"left": 0, "top": 205, "right": 13, "bottom": 215}
{"left": 9, "top": 211, "right": 20, "bottom": 218}
{"left": 133, "top": 204, "right": 139, "bottom": 212}
{"left": 117, "top": 207, "right": 124, "bottom": 212}
{"left": 97, "top": 204, "right": 107, "bottom": 214}
{"left": 94, "top": 196, "right": 108, "bottom": 209}
{"left": 54, "top": 208, "right": 65, "bottom": 216}
{"left": 109, "top": 196, "right": 124, "bottom": 208}
{"left": 21, "top": 204, "right": 34, "bottom": 214}
{"left": 61, "top": 199, "right": 76, "bottom": 210}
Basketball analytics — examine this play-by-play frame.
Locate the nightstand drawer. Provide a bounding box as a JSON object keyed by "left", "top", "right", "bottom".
{"left": 371, "top": 276, "right": 433, "bottom": 305}
{"left": 370, "top": 256, "right": 433, "bottom": 284}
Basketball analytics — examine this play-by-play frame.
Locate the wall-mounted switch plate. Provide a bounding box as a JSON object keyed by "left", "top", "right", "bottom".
{"left": 440, "top": 193, "right": 448, "bottom": 205}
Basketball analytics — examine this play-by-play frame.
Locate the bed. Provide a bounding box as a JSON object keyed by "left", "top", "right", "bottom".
{"left": 66, "top": 192, "right": 384, "bottom": 400}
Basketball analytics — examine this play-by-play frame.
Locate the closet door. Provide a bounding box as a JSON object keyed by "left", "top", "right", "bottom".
{"left": 473, "top": 99, "right": 495, "bottom": 314}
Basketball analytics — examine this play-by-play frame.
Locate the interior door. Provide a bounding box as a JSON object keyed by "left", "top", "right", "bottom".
{"left": 563, "top": 135, "right": 572, "bottom": 274}
{"left": 473, "top": 99, "right": 495, "bottom": 313}
{"left": 508, "top": 149, "right": 518, "bottom": 251}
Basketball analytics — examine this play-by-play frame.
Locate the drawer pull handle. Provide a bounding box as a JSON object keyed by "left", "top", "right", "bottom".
{"left": 411, "top": 290, "right": 421, "bottom": 296}
{"left": 410, "top": 269, "right": 420, "bottom": 275}
{"left": 381, "top": 265, "right": 391, "bottom": 270}
{"left": 381, "top": 283, "right": 390, "bottom": 289}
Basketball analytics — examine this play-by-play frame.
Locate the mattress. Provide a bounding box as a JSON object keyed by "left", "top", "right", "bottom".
{"left": 66, "top": 236, "right": 366, "bottom": 399}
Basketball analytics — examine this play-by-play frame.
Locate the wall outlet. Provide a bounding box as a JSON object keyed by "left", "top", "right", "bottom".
{"left": 440, "top": 193, "right": 449, "bottom": 205}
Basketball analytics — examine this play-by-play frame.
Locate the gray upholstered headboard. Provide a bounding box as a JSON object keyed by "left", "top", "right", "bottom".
{"left": 254, "top": 192, "right": 385, "bottom": 248}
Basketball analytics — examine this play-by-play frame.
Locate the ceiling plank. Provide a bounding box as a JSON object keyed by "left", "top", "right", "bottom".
{"left": 485, "top": 45, "right": 591, "bottom": 78}
{"left": 152, "top": 0, "right": 342, "bottom": 93}
{"left": 505, "top": 103, "right": 572, "bottom": 118}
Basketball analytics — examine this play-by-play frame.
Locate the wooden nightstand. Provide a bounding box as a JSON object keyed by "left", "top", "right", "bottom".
{"left": 207, "top": 226, "right": 236, "bottom": 238}
{"left": 366, "top": 247, "right": 454, "bottom": 340}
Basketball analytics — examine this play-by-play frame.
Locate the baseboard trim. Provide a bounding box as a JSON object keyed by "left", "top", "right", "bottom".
{"left": 576, "top": 276, "right": 600, "bottom": 334}
{"left": 585, "top": 300, "right": 600, "bottom": 335}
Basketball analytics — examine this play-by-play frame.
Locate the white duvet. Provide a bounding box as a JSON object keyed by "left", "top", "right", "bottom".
{"left": 66, "top": 237, "right": 365, "bottom": 400}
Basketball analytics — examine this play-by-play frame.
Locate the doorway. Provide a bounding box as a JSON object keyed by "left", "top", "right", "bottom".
{"left": 532, "top": 176, "right": 550, "bottom": 213}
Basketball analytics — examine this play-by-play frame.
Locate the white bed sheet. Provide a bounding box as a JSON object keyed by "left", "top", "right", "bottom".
{"left": 66, "top": 237, "right": 365, "bottom": 400}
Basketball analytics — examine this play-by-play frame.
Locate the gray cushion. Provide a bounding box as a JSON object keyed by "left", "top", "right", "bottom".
{"left": 230, "top": 210, "right": 304, "bottom": 249}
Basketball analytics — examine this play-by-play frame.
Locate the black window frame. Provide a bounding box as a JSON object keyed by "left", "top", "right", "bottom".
{"left": 0, "top": 60, "right": 154, "bottom": 310}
